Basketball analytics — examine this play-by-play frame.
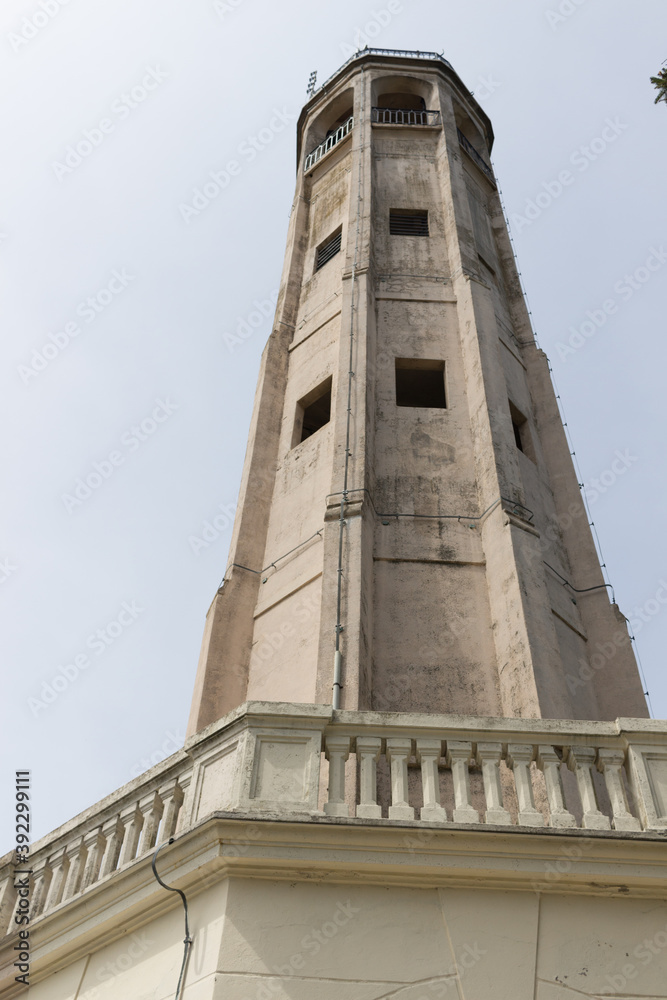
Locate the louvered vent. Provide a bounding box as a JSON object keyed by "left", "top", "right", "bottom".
{"left": 315, "top": 229, "right": 342, "bottom": 270}
{"left": 389, "top": 209, "right": 429, "bottom": 236}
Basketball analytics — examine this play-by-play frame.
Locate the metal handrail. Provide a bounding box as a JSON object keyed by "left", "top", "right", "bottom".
{"left": 304, "top": 115, "right": 354, "bottom": 172}
{"left": 371, "top": 107, "right": 441, "bottom": 126}
{"left": 457, "top": 128, "right": 495, "bottom": 185}
{"left": 314, "top": 48, "right": 455, "bottom": 97}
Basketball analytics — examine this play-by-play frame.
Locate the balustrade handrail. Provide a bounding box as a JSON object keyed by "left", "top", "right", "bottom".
{"left": 304, "top": 115, "right": 354, "bottom": 172}
{"left": 371, "top": 107, "right": 441, "bottom": 126}
{"left": 325, "top": 710, "right": 667, "bottom": 743}
{"left": 2, "top": 703, "right": 664, "bottom": 937}
{"left": 313, "top": 49, "right": 456, "bottom": 98}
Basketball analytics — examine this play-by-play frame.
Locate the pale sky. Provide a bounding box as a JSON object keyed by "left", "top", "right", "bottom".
{"left": 2, "top": 0, "right": 666, "bottom": 845}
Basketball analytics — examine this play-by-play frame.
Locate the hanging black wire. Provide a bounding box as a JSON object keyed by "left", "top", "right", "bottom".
{"left": 151, "top": 839, "right": 192, "bottom": 1000}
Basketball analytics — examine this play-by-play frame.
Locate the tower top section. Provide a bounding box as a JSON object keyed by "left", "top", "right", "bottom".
{"left": 296, "top": 47, "right": 494, "bottom": 165}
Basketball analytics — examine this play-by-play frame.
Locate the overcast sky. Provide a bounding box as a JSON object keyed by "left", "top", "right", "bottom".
{"left": 1, "top": 0, "right": 665, "bottom": 845}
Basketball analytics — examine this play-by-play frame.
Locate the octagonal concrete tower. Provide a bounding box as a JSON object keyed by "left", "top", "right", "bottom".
{"left": 188, "top": 49, "right": 647, "bottom": 737}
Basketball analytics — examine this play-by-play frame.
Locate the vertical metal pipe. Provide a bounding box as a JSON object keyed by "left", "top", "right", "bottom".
{"left": 333, "top": 66, "right": 364, "bottom": 708}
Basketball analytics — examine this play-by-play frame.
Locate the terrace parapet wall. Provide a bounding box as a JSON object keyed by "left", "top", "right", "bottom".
{"left": 2, "top": 703, "right": 666, "bottom": 994}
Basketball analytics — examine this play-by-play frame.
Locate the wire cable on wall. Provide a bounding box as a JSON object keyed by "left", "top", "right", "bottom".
{"left": 151, "top": 839, "right": 192, "bottom": 1000}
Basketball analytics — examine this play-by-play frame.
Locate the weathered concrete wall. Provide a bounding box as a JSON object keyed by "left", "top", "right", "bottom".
{"left": 25, "top": 876, "right": 667, "bottom": 999}
{"left": 188, "top": 52, "right": 648, "bottom": 733}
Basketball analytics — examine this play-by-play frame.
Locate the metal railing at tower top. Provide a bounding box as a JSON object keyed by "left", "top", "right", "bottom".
{"left": 371, "top": 107, "right": 441, "bottom": 126}
{"left": 313, "top": 48, "right": 455, "bottom": 97}
{"left": 457, "top": 127, "right": 495, "bottom": 185}
{"left": 304, "top": 115, "right": 354, "bottom": 172}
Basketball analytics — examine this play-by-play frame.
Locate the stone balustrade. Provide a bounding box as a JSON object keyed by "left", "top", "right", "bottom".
{"left": 2, "top": 703, "right": 666, "bottom": 938}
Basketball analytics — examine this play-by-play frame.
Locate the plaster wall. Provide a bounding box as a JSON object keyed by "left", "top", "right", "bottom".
{"left": 27, "top": 877, "right": 667, "bottom": 1000}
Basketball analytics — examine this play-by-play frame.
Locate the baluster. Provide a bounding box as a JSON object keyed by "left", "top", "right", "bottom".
{"left": 356, "top": 737, "right": 382, "bottom": 819}
{"left": 99, "top": 816, "right": 124, "bottom": 878}
{"left": 158, "top": 780, "right": 185, "bottom": 842}
{"left": 597, "top": 749, "right": 641, "bottom": 831}
{"left": 537, "top": 747, "right": 577, "bottom": 828}
{"left": 80, "top": 828, "right": 106, "bottom": 890}
{"left": 446, "top": 742, "right": 479, "bottom": 824}
{"left": 324, "top": 735, "right": 350, "bottom": 817}
{"left": 118, "top": 803, "right": 144, "bottom": 866}
{"left": 138, "top": 791, "right": 164, "bottom": 855}
{"left": 507, "top": 745, "right": 544, "bottom": 827}
{"left": 0, "top": 872, "right": 17, "bottom": 937}
{"left": 174, "top": 771, "right": 194, "bottom": 835}
{"left": 566, "top": 746, "right": 611, "bottom": 830}
{"left": 31, "top": 857, "right": 52, "bottom": 918}
{"left": 61, "top": 837, "right": 86, "bottom": 900}
{"left": 386, "top": 738, "right": 414, "bottom": 820}
{"left": 416, "top": 739, "right": 446, "bottom": 821}
{"left": 476, "top": 743, "right": 511, "bottom": 825}
{"left": 43, "top": 847, "right": 69, "bottom": 911}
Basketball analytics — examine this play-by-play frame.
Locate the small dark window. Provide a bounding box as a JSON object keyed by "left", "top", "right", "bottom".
{"left": 395, "top": 359, "right": 446, "bottom": 408}
{"left": 389, "top": 209, "right": 429, "bottom": 236}
{"left": 295, "top": 377, "right": 332, "bottom": 444}
{"left": 315, "top": 229, "right": 342, "bottom": 271}
{"left": 509, "top": 401, "right": 535, "bottom": 461}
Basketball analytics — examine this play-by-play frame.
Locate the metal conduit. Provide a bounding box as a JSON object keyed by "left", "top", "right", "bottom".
{"left": 333, "top": 66, "right": 364, "bottom": 710}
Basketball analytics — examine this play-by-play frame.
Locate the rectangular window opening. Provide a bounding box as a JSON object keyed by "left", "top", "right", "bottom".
{"left": 315, "top": 228, "right": 342, "bottom": 271}
{"left": 389, "top": 209, "right": 429, "bottom": 237}
{"left": 509, "top": 401, "right": 535, "bottom": 461}
{"left": 295, "top": 376, "right": 333, "bottom": 444}
{"left": 395, "top": 359, "right": 446, "bottom": 408}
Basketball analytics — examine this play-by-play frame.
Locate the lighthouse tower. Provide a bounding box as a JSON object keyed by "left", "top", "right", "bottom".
{"left": 188, "top": 49, "right": 647, "bottom": 733}
{"left": 4, "top": 51, "right": 666, "bottom": 1000}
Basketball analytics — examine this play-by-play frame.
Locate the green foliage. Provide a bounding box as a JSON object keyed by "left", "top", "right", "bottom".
{"left": 651, "top": 65, "right": 667, "bottom": 105}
